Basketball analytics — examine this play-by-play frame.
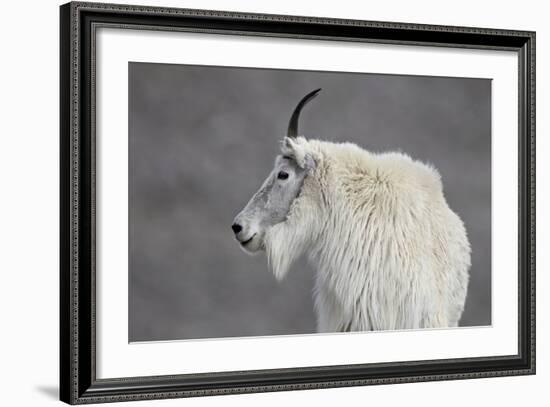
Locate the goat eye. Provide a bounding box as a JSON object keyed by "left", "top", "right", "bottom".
{"left": 277, "top": 171, "right": 289, "bottom": 180}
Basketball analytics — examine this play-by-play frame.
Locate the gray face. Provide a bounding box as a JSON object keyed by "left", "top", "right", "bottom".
{"left": 232, "top": 155, "right": 309, "bottom": 253}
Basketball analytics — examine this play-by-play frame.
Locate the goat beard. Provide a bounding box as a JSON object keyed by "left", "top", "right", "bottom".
{"left": 264, "top": 201, "right": 318, "bottom": 281}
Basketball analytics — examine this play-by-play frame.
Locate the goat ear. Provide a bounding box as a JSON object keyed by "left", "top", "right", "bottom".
{"left": 282, "top": 136, "right": 294, "bottom": 152}
{"left": 281, "top": 136, "right": 312, "bottom": 169}
{"left": 280, "top": 136, "right": 297, "bottom": 160}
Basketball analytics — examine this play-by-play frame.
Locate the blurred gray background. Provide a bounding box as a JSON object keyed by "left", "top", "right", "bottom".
{"left": 129, "top": 62, "right": 491, "bottom": 342}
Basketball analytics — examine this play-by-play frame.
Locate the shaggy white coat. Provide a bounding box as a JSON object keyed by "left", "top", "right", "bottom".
{"left": 265, "top": 137, "right": 471, "bottom": 332}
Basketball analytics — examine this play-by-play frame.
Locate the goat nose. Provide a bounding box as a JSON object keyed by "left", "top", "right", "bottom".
{"left": 231, "top": 223, "right": 242, "bottom": 235}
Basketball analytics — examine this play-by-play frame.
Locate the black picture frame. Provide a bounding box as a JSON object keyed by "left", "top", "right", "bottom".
{"left": 60, "top": 1, "right": 536, "bottom": 404}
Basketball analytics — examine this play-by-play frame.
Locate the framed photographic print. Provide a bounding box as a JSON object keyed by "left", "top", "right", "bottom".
{"left": 60, "top": 1, "right": 536, "bottom": 404}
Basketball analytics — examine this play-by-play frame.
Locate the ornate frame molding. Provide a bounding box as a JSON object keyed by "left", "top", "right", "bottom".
{"left": 60, "top": 2, "right": 535, "bottom": 404}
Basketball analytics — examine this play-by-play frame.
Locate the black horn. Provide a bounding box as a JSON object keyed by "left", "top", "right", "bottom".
{"left": 287, "top": 88, "right": 322, "bottom": 138}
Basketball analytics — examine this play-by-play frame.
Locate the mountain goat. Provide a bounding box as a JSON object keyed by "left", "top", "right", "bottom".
{"left": 232, "top": 89, "right": 470, "bottom": 332}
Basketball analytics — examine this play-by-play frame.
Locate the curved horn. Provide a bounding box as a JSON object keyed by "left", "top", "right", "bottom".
{"left": 287, "top": 88, "right": 322, "bottom": 138}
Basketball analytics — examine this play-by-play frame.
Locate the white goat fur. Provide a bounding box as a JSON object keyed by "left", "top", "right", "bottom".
{"left": 265, "top": 136, "right": 471, "bottom": 332}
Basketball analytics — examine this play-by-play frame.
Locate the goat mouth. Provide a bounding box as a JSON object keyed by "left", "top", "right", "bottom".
{"left": 240, "top": 234, "right": 256, "bottom": 246}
